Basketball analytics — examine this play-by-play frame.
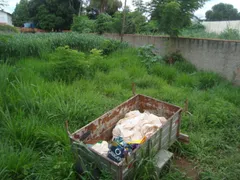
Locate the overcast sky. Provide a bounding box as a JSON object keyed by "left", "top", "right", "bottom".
{"left": 4, "top": 0, "right": 240, "bottom": 19}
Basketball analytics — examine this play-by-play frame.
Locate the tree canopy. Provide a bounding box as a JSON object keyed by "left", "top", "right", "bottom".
{"left": 12, "top": 0, "right": 122, "bottom": 30}
{"left": 12, "top": 0, "right": 80, "bottom": 30}
{"left": 205, "top": 3, "right": 240, "bottom": 21}
{"left": 150, "top": 0, "right": 207, "bottom": 37}
{"left": 88, "top": 0, "right": 122, "bottom": 15}
{"left": 12, "top": 0, "right": 30, "bottom": 27}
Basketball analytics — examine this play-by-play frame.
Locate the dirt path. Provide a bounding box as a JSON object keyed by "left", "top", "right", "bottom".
{"left": 173, "top": 156, "right": 199, "bottom": 180}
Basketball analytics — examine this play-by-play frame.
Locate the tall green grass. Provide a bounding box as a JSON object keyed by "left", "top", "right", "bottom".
{"left": 0, "top": 42, "right": 239, "bottom": 179}
{"left": 0, "top": 32, "right": 127, "bottom": 61}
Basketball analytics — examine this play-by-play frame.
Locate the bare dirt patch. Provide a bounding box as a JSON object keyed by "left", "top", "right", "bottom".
{"left": 173, "top": 156, "right": 199, "bottom": 180}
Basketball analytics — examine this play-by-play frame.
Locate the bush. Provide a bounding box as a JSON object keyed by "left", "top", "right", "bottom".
{"left": 137, "top": 45, "right": 162, "bottom": 68}
{"left": 149, "top": 64, "right": 177, "bottom": 83}
{"left": 197, "top": 71, "right": 222, "bottom": 90}
{"left": 173, "top": 61, "right": 197, "bottom": 74}
{"left": 95, "top": 13, "right": 112, "bottom": 34}
{"left": 219, "top": 28, "right": 240, "bottom": 40}
{"left": 174, "top": 73, "right": 198, "bottom": 88}
{"left": 88, "top": 49, "right": 110, "bottom": 73}
{"left": 163, "top": 51, "right": 185, "bottom": 64}
{"left": 43, "top": 46, "right": 90, "bottom": 83}
{"left": 71, "top": 15, "right": 95, "bottom": 33}
{"left": 0, "top": 24, "right": 19, "bottom": 33}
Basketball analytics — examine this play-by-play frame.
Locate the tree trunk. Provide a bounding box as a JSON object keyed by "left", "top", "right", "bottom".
{"left": 120, "top": 0, "right": 127, "bottom": 42}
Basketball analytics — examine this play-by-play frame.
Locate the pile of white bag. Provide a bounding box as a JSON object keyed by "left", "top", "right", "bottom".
{"left": 112, "top": 110, "right": 167, "bottom": 143}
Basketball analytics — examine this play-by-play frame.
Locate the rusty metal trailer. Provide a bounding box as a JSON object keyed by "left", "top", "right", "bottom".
{"left": 67, "top": 94, "right": 188, "bottom": 179}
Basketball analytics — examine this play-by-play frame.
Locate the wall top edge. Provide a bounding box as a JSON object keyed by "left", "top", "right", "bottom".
{"left": 104, "top": 33, "right": 240, "bottom": 43}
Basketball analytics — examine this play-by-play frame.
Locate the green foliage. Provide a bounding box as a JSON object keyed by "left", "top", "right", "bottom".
{"left": 0, "top": 32, "right": 127, "bottom": 61}
{"left": 159, "top": 1, "right": 185, "bottom": 37}
{"left": 197, "top": 71, "right": 222, "bottom": 90}
{"left": 174, "top": 73, "right": 199, "bottom": 88}
{"left": 163, "top": 51, "right": 185, "bottom": 64}
{"left": 0, "top": 37, "right": 239, "bottom": 179}
{"left": 95, "top": 13, "right": 113, "bottom": 34}
{"left": 137, "top": 45, "right": 162, "bottom": 67}
{"left": 173, "top": 61, "right": 197, "bottom": 74}
{"left": 12, "top": 0, "right": 80, "bottom": 30}
{"left": 0, "top": 24, "right": 19, "bottom": 33}
{"left": 71, "top": 15, "right": 95, "bottom": 33}
{"left": 111, "top": 11, "right": 147, "bottom": 34}
{"left": 219, "top": 28, "right": 240, "bottom": 40}
{"left": 133, "top": 0, "right": 146, "bottom": 13}
{"left": 149, "top": 64, "right": 177, "bottom": 83}
{"left": 132, "top": 151, "right": 158, "bottom": 180}
{"left": 206, "top": 3, "right": 240, "bottom": 21}
{"left": 151, "top": 0, "right": 207, "bottom": 36}
{"left": 89, "top": 0, "right": 122, "bottom": 15}
{"left": 12, "top": 0, "right": 30, "bottom": 27}
{"left": 180, "top": 26, "right": 240, "bottom": 40}
{"left": 43, "top": 46, "right": 90, "bottom": 83}
{"left": 0, "top": 143, "right": 39, "bottom": 179}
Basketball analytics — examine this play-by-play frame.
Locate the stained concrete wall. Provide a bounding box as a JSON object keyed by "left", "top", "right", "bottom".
{"left": 104, "top": 34, "right": 240, "bottom": 85}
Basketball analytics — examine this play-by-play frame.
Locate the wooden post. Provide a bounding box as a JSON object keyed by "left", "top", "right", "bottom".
{"left": 120, "top": 0, "right": 127, "bottom": 42}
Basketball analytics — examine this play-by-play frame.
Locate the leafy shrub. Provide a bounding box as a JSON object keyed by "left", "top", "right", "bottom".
{"left": 101, "top": 39, "right": 125, "bottom": 55}
{"left": 149, "top": 64, "right": 177, "bottom": 83}
{"left": 71, "top": 15, "right": 95, "bottom": 33}
{"left": 88, "top": 49, "right": 110, "bottom": 73}
{"left": 50, "top": 60, "right": 89, "bottom": 83}
{"left": 174, "top": 73, "right": 198, "bottom": 87}
{"left": 163, "top": 51, "right": 185, "bottom": 64}
{"left": 173, "top": 61, "right": 197, "bottom": 73}
{"left": 47, "top": 46, "right": 85, "bottom": 62}
{"left": 196, "top": 98, "right": 239, "bottom": 128}
{"left": 43, "top": 46, "right": 90, "bottom": 83}
{"left": 137, "top": 45, "right": 162, "bottom": 68}
{"left": 219, "top": 28, "right": 240, "bottom": 40}
{"left": 0, "top": 24, "right": 19, "bottom": 33}
{"left": 197, "top": 72, "right": 222, "bottom": 90}
{"left": 95, "top": 13, "right": 112, "bottom": 34}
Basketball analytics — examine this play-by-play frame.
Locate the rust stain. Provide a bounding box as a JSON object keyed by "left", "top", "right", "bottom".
{"left": 71, "top": 94, "right": 182, "bottom": 144}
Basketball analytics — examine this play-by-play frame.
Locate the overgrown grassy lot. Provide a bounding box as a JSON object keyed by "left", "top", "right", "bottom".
{"left": 0, "top": 33, "right": 239, "bottom": 180}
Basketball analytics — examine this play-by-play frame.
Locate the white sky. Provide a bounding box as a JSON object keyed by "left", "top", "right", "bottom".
{"left": 3, "top": 0, "right": 240, "bottom": 19}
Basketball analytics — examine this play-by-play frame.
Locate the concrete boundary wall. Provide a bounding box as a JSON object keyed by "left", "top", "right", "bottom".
{"left": 104, "top": 34, "right": 240, "bottom": 85}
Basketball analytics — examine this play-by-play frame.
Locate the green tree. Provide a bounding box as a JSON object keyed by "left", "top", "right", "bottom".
{"left": 206, "top": 3, "right": 240, "bottom": 21}
{"left": 95, "top": 13, "right": 112, "bottom": 34}
{"left": 132, "top": 0, "right": 145, "bottom": 13}
{"left": 89, "top": 0, "right": 122, "bottom": 15}
{"left": 111, "top": 11, "right": 146, "bottom": 34}
{"left": 151, "top": 0, "right": 207, "bottom": 37}
{"left": 71, "top": 15, "right": 95, "bottom": 33}
{"left": 12, "top": 0, "right": 30, "bottom": 27}
{"left": 26, "top": 0, "right": 80, "bottom": 30}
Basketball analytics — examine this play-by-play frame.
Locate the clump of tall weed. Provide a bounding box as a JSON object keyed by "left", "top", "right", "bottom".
{"left": 163, "top": 51, "right": 185, "bottom": 64}
{"left": 137, "top": 45, "right": 162, "bottom": 68}
{"left": 0, "top": 143, "right": 39, "bottom": 179}
{"left": 173, "top": 61, "right": 197, "bottom": 73}
{"left": 149, "top": 64, "right": 177, "bottom": 83}
{"left": 174, "top": 73, "right": 199, "bottom": 88}
{"left": 196, "top": 71, "right": 222, "bottom": 90}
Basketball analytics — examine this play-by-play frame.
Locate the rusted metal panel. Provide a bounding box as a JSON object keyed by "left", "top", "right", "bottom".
{"left": 69, "top": 94, "right": 182, "bottom": 180}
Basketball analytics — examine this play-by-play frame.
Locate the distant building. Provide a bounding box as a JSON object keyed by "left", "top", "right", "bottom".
{"left": 24, "top": 22, "right": 35, "bottom": 28}
{"left": 0, "top": 10, "right": 13, "bottom": 26}
{"left": 202, "top": 20, "right": 240, "bottom": 34}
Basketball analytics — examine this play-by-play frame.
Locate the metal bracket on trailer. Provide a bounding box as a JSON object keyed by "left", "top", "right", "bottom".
{"left": 178, "top": 133, "right": 190, "bottom": 144}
